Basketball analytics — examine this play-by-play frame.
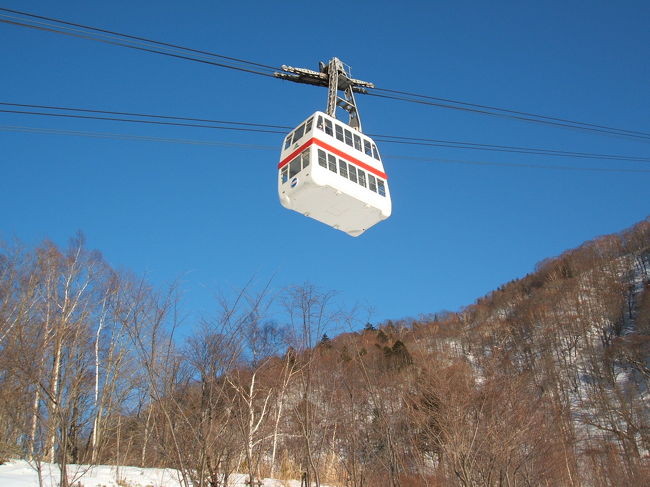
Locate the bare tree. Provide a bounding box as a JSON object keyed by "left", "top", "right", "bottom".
{"left": 121, "top": 279, "right": 196, "bottom": 487}
{"left": 284, "top": 284, "right": 337, "bottom": 487}
{"left": 268, "top": 349, "right": 299, "bottom": 479}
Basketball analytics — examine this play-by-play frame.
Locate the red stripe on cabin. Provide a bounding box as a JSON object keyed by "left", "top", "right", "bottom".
{"left": 278, "top": 137, "right": 388, "bottom": 180}
{"left": 278, "top": 139, "right": 313, "bottom": 170}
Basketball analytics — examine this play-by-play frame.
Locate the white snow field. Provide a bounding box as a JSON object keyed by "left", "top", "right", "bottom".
{"left": 0, "top": 460, "right": 311, "bottom": 487}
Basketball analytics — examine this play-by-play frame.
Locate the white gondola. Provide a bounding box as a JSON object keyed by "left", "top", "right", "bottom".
{"left": 278, "top": 111, "right": 391, "bottom": 237}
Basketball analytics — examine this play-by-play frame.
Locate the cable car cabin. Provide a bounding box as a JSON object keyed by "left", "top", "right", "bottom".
{"left": 278, "top": 111, "right": 391, "bottom": 237}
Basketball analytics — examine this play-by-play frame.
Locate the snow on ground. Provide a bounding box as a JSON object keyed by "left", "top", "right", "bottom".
{"left": 0, "top": 460, "right": 310, "bottom": 487}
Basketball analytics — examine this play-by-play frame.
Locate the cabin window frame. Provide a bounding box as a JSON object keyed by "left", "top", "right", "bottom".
{"left": 368, "top": 174, "right": 377, "bottom": 193}
{"left": 324, "top": 119, "right": 333, "bottom": 136}
{"left": 301, "top": 148, "right": 310, "bottom": 169}
{"left": 284, "top": 134, "right": 293, "bottom": 150}
{"left": 293, "top": 123, "right": 305, "bottom": 144}
{"left": 344, "top": 129, "right": 353, "bottom": 147}
{"left": 358, "top": 170, "right": 367, "bottom": 188}
{"left": 338, "top": 159, "right": 348, "bottom": 179}
{"left": 353, "top": 134, "right": 362, "bottom": 151}
{"left": 289, "top": 157, "right": 301, "bottom": 178}
{"left": 318, "top": 148, "right": 327, "bottom": 168}
{"left": 327, "top": 153, "right": 337, "bottom": 172}
{"left": 363, "top": 139, "right": 373, "bottom": 157}
{"left": 335, "top": 124, "right": 344, "bottom": 142}
{"left": 372, "top": 144, "right": 381, "bottom": 161}
{"left": 348, "top": 164, "right": 358, "bottom": 183}
{"left": 377, "top": 180, "right": 386, "bottom": 196}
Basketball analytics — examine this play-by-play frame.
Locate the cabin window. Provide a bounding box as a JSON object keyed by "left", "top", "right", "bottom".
{"left": 335, "top": 124, "right": 344, "bottom": 142}
{"left": 372, "top": 144, "right": 381, "bottom": 161}
{"left": 338, "top": 159, "right": 348, "bottom": 179}
{"left": 305, "top": 117, "right": 313, "bottom": 133}
{"left": 316, "top": 116, "right": 324, "bottom": 131}
{"left": 377, "top": 180, "right": 386, "bottom": 196}
{"left": 324, "top": 119, "right": 333, "bottom": 136}
{"left": 363, "top": 139, "right": 373, "bottom": 157}
{"left": 348, "top": 165, "right": 358, "bottom": 183}
{"left": 344, "top": 129, "right": 353, "bottom": 147}
{"left": 284, "top": 135, "right": 292, "bottom": 150}
{"left": 358, "top": 170, "right": 367, "bottom": 188}
{"left": 289, "top": 157, "right": 301, "bottom": 178}
{"left": 316, "top": 147, "right": 384, "bottom": 195}
{"left": 293, "top": 124, "right": 305, "bottom": 143}
{"left": 301, "top": 148, "right": 310, "bottom": 169}
{"left": 368, "top": 174, "right": 377, "bottom": 193}
{"left": 327, "top": 153, "right": 337, "bottom": 172}
{"left": 281, "top": 166, "right": 288, "bottom": 184}
{"left": 318, "top": 149, "right": 327, "bottom": 168}
{"left": 353, "top": 134, "right": 362, "bottom": 151}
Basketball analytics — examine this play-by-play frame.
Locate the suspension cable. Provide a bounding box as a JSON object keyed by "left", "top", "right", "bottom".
{"left": 2, "top": 102, "right": 649, "bottom": 165}
{"left": 3, "top": 124, "right": 649, "bottom": 174}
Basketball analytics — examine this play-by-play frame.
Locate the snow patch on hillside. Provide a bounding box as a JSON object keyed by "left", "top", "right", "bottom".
{"left": 0, "top": 460, "right": 310, "bottom": 487}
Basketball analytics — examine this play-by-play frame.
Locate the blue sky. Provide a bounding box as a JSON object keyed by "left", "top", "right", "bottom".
{"left": 1, "top": 1, "right": 649, "bottom": 330}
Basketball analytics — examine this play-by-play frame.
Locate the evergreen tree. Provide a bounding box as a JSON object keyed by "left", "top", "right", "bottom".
{"left": 319, "top": 333, "right": 331, "bottom": 348}
{"left": 376, "top": 329, "right": 389, "bottom": 344}
{"left": 364, "top": 322, "right": 376, "bottom": 332}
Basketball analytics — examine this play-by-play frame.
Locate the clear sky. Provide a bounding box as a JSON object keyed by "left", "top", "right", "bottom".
{"left": 1, "top": 1, "right": 649, "bottom": 329}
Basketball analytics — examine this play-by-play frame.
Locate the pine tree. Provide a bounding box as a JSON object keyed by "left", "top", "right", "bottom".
{"left": 319, "top": 333, "right": 331, "bottom": 348}
{"left": 364, "top": 322, "right": 376, "bottom": 332}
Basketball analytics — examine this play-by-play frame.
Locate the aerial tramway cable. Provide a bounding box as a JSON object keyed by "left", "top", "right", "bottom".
{"left": 0, "top": 102, "right": 291, "bottom": 130}
{"left": 1, "top": 9, "right": 649, "bottom": 179}
{"left": 0, "top": 13, "right": 278, "bottom": 78}
{"left": 3, "top": 123, "right": 649, "bottom": 174}
{"left": 1, "top": 7, "right": 648, "bottom": 142}
{"left": 0, "top": 7, "right": 279, "bottom": 73}
{"left": 2, "top": 102, "right": 649, "bottom": 165}
{"left": 0, "top": 108, "right": 287, "bottom": 134}
{"left": 365, "top": 92, "right": 650, "bottom": 143}
{"left": 369, "top": 87, "right": 650, "bottom": 140}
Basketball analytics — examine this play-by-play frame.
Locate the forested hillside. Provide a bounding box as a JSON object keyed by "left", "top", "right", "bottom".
{"left": 1, "top": 218, "right": 649, "bottom": 487}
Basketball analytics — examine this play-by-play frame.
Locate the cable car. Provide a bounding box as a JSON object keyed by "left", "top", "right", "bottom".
{"left": 278, "top": 111, "right": 391, "bottom": 236}
{"left": 275, "top": 58, "right": 391, "bottom": 237}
